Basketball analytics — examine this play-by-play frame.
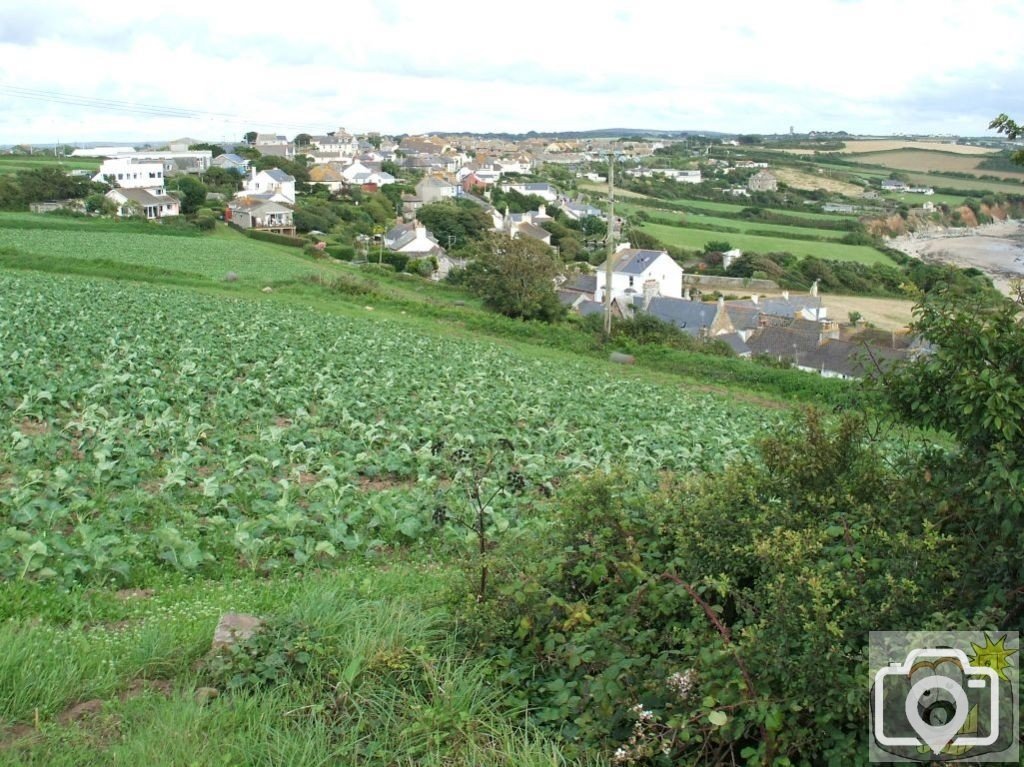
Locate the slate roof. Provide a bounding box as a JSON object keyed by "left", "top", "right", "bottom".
{"left": 716, "top": 332, "right": 751, "bottom": 356}
{"left": 111, "top": 188, "right": 177, "bottom": 207}
{"left": 516, "top": 222, "right": 550, "bottom": 242}
{"left": 564, "top": 274, "right": 597, "bottom": 294}
{"left": 214, "top": 153, "right": 247, "bottom": 166}
{"left": 262, "top": 168, "right": 295, "bottom": 183}
{"left": 612, "top": 249, "right": 670, "bottom": 275}
{"left": 229, "top": 199, "right": 291, "bottom": 215}
{"left": 746, "top": 326, "right": 821, "bottom": 359}
{"left": 577, "top": 300, "right": 606, "bottom": 317}
{"left": 644, "top": 297, "right": 719, "bottom": 337}
{"left": 731, "top": 297, "right": 825, "bottom": 319}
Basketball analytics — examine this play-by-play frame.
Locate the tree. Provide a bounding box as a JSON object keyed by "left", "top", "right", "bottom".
{"left": 881, "top": 286, "right": 1023, "bottom": 623}
{"left": 989, "top": 113, "right": 1024, "bottom": 164}
{"left": 188, "top": 142, "right": 225, "bottom": 158}
{"left": 416, "top": 199, "right": 493, "bottom": 250}
{"left": 294, "top": 133, "right": 312, "bottom": 148}
{"left": 170, "top": 176, "right": 208, "bottom": 215}
{"left": 466, "top": 234, "right": 565, "bottom": 321}
{"left": 244, "top": 131, "right": 258, "bottom": 145}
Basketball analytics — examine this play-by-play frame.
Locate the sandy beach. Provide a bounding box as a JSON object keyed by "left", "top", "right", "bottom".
{"left": 887, "top": 220, "right": 1024, "bottom": 294}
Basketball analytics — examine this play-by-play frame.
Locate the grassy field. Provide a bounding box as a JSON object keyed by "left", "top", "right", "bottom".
{"left": 0, "top": 213, "right": 333, "bottom": 285}
{"left": 0, "top": 213, "right": 858, "bottom": 764}
{"left": 617, "top": 202, "right": 846, "bottom": 241}
{"left": 640, "top": 221, "right": 893, "bottom": 264}
{"left": 0, "top": 154, "right": 98, "bottom": 176}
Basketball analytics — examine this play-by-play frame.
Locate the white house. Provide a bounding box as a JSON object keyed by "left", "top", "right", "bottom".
{"left": 238, "top": 168, "right": 296, "bottom": 204}
{"left": 498, "top": 181, "right": 558, "bottom": 202}
{"left": 416, "top": 176, "right": 458, "bottom": 204}
{"left": 94, "top": 157, "right": 166, "bottom": 189}
{"left": 105, "top": 187, "right": 180, "bottom": 219}
{"left": 385, "top": 220, "right": 446, "bottom": 256}
{"left": 595, "top": 246, "right": 684, "bottom": 304}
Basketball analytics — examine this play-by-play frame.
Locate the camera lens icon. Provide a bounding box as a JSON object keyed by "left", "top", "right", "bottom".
{"left": 874, "top": 648, "right": 1000, "bottom": 756}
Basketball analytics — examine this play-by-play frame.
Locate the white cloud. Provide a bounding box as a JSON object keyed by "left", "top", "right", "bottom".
{"left": 0, "top": 0, "right": 1022, "bottom": 142}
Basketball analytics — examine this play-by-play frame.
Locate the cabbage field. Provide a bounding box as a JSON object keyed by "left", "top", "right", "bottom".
{"left": 0, "top": 270, "right": 779, "bottom": 585}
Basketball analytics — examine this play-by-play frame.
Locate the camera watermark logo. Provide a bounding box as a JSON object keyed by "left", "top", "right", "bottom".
{"left": 869, "top": 632, "right": 1018, "bottom": 762}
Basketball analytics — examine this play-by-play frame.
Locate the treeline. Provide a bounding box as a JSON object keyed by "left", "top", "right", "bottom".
{"left": 722, "top": 249, "right": 998, "bottom": 299}
{"left": 0, "top": 167, "right": 102, "bottom": 210}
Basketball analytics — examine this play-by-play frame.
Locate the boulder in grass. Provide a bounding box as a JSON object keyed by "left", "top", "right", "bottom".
{"left": 224, "top": 272, "right": 238, "bottom": 282}
{"left": 212, "top": 613, "right": 262, "bottom": 650}
{"left": 261, "top": 286, "right": 273, "bottom": 293}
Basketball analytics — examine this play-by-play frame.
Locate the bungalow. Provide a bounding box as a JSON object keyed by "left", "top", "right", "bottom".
{"left": 562, "top": 200, "right": 604, "bottom": 222}
{"left": 594, "top": 246, "right": 684, "bottom": 303}
{"left": 105, "top": 187, "right": 180, "bottom": 219}
{"left": 227, "top": 199, "right": 296, "bottom": 235}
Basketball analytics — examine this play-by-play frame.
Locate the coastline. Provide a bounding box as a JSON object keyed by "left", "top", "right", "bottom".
{"left": 886, "top": 219, "right": 1024, "bottom": 294}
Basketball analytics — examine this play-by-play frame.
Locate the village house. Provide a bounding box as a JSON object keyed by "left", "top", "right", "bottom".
{"left": 226, "top": 199, "right": 296, "bottom": 235}
{"left": 748, "top": 170, "right": 778, "bottom": 193}
{"left": 500, "top": 205, "right": 553, "bottom": 245}
{"left": 415, "top": 176, "right": 458, "bottom": 204}
{"left": 94, "top": 157, "right": 166, "bottom": 189}
{"left": 211, "top": 153, "right": 250, "bottom": 174}
{"left": 594, "top": 245, "right": 684, "bottom": 304}
{"left": 237, "top": 168, "right": 296, "bottom": 204}
{"left": 498, "top": 181, "right": 558, "bottom": 202}
{"left": 106, "top": 187, "right": 181, "bottom": 220}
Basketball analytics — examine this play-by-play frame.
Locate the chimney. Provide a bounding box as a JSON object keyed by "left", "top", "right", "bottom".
{"left": 414, "top": 219, "right": 425, "bottom": 239}
{"left": 810, "top": 279, "right": 819, "bottom": 297}
{"left": 751, "top": 294, "right": 758, "bottom": 305}
{"left": 782, "top": 290, "right": 790, "bottom": 301}
{"left": 616, "top": 242, "right": 631, "bottom": 253}
{"left": 684, "top": 286, "right": 692, "bottom": 301}
{"left": 642, "top": 279, "right": 659, "bottom": 310}
{"left": 538, "top": 203, "right": 546, "bottom": 217}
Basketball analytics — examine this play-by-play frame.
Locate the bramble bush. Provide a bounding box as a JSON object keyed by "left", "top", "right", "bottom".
{"left": 461, "top": 411, "right": 966, "bottom": 765}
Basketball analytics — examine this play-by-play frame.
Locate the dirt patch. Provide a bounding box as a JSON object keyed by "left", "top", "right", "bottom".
{"left": 297, "top": 471, "right": 318, "bottom": 485}
{"left": 358, "top": 475, "right": 419, "bottom": 492}
{"left": 121, "top": 678, "right": 173, "bottom": 701}
{"left": 17, "top": 419, "right": 50, "bottom": 437}
{"left": 115, "top": 588, "right": 154, "bottom": 601}
{"left": 274, "top": 417, "right": 293, "bottom": 428}
{"left": 0, "top": 723, "right": 41, "bottom": 750}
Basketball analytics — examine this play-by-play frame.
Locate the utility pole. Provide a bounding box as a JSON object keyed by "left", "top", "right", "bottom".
{"left": 602, "top": 155, "right": 616, "bottom": 339}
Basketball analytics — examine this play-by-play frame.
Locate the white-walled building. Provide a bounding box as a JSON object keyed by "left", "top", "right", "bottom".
{"left": 237, "top": 168, "right": 296, "bottom": 204}
{"left": 94, "top": 157, "right": 166, "bottom": 190}
{"left": 105, "top": 188, "right": 180, "bottom": 220}
{"left": 595, "top": 245, "right": 683, "bottom": 304}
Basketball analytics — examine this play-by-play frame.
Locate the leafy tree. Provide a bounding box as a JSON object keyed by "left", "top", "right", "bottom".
{"left": 416, "top": 199, "right": 493, "bottom": 250}
{"left": 989, "top": 113, "right": 1024, "bottom": 164}
{"left": 704, "top": 240, "right": 732, "bottom": 253}
{"left": 294, "top": 133, "right": 312, "bottom": 148}
{"left": 244, "top": 131, "right": 257, "bottom": 145}
{"left": 381, "top": 160, "right": 401, "bottom": 177}
{"left": 882, "top": 286, "right": 1023, "bottom": 622}
{"left": 188, "top": 142, "right": 225, "bottom": 157}
{"left": 170, "top": 176, "right": 208, "bottom": 215}
{"left": 466, "top": 233, "right": 564, "bottom": 321}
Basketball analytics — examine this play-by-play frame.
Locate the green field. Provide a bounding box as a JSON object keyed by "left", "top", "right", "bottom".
{"left": 0, "top": 213, "right": 332, "bottom": 285}
{"left": 0, "top": 154, "right": 98, "bottom": 176}
{"left": 639, "top": 221, "right": 893, "bottom": 264}
{"left": 618, "top": 202, "right": 846, "bottom": 241}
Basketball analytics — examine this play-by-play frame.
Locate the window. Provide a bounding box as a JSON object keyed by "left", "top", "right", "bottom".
{"left": 628, "top": 276, "right": 634, "bottom": 288}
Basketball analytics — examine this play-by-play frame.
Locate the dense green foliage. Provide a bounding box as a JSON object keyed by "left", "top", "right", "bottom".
{"left": 0, "top": 166, "right": 102, "bottom": 210}
{"left": 464, "top": 234, "right": 566, "bottom": 321}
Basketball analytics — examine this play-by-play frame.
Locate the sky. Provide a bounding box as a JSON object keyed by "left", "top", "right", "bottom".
{"left": 1, "top": 0, "right": 1022, "bottom": 145}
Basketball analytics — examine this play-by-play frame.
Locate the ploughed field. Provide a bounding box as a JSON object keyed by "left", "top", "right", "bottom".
{"left": 0, "top": 270, "right": 778, "bottom": 586}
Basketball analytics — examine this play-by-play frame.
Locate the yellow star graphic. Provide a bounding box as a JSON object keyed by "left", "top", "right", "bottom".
{"left": 968, "top": 634, "right": 1018, "bottom": 682}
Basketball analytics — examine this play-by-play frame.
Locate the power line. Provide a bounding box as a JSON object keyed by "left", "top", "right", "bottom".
{"left": 0, "top": 85, "right": 327, "bottom": 134}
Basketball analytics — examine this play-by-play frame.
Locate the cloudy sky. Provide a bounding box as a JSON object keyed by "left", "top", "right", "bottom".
{"left": 1, "top": 0, "right": 1022, "bottom": 144}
